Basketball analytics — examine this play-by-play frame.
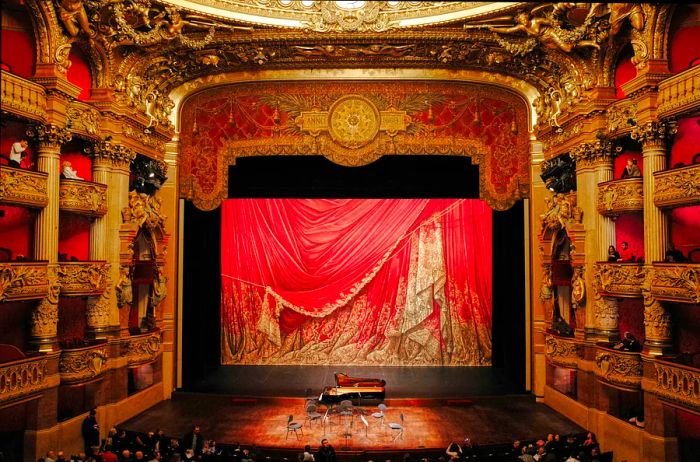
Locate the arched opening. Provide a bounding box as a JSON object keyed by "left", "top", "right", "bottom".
{"left": 130, "top": 230, "right": 157, "bottom": 333}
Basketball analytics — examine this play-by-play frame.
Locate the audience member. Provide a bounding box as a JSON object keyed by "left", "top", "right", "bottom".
{"left": 182, "top": 425, "right": 204, "bottom": 456}
{"left": 618, "top": 241, "right": 634, "bottom": 262}
{"left": 61, "top": 161, "right": 84, "bottom": 180}
{"left": 621, "top": 158, "right": 641, "bottom": 178}
{"left": 614, "top": 331, "right": 642, "bottom": 352}
{"left": 46, "top": 452, "right": 57, "bottom": 462}
{"left": 518, "top": 446, "right": 535, "bottom": 462}
{"left": 607, "top": 245, "right": 620, "bottom": 262}
{"left": 82, "top": 409, "right": 100, "bottom": 456}
{"left": 316, "top": 439, "right": 336, "bottom": 462}
{"left": 445, "top": 442, "right": 462, "bottom": 460}
{"left": 302, "top": 445, "right": 314, "bottom": 462}
{"left": 8, "top": 139, "right": 29, "bottom": 168}
{"left": 665, "top": 244, "right": 686, "bottom": 262}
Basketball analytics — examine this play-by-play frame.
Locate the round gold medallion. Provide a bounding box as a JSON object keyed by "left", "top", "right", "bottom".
{"left": 328, "top": 95, "right": 381, "bottom": 149}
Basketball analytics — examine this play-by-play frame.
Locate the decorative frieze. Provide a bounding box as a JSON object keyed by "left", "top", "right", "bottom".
{"left": 594, "top": 262, "right": 645, "bottom": 298}
{"left": 120, "top": 330, "right": 162, "bottom": 366}
{"left": 59, "top": 179, "right": 108, "bottom": 216}
{"left": 595, "top": 346, "right": 642, "bottom": 390}
{"left": 544, "top": 334, "right": 580, "bottom": 369}
{"left": 654, "top": 360, "right": 700, "bottom": 412}
{"left": 650, "top": 263, "right": 700, "bottom": 304}
{"left": 597, "top": 178, "right": 643, "bottom": 216}
{"left": 653, "top": 164, "right": 700, "bottom": 209}
{"left": 0, "top": 71, "right": 47, "bottom": 122}
{"left": 57, "top": 262, "right": 109, "bottom": 296}
{"left": 657, "top": 66, "right": 700, "bottom": 119}
{"left": 0, "top": 166, "right": 49, "bottom": 208}
{"left": 0, "top": 262, "right": 49, "bottom": 302}
{"left": 59, "top": 343, "right": 108, "bottom": 384}
{"left": 0, "top": 355, "right": 56, "bottom": 405}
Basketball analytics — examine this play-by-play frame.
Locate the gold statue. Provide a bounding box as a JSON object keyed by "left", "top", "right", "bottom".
{"left": 58, "top": 0, "right": 95, "bottom": 38}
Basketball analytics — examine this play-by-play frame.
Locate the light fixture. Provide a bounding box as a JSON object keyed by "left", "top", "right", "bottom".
{"left": 540, "top": 154, "right": 576, "bottom": 193}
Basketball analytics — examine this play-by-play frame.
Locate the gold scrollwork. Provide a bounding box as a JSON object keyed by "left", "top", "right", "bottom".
{"left": 122, "top": 191, "right": 166, "bottom": 231}
{"left": 121, "top": 331, "right": 162, "bottom": 366}
{"left": 650, "top": 264, "right": 700, "bottom": 304}
{"left": 0, "top": 263, "right": 50, "bottom": 302}
{"left": 57, "top": 262, "right": 109, "bottom": 296}
{"left": 0, "top": 357, "right": 50, "bottom": 404}
{"left": 59, "top": 345, "right": 108, "bottom": 384}
{"left": 544, "top": 334, "right": 580, "bottom": 369}
{"left": 654, "top": 361, "right": 700, "bottom": 412}
{"left": 59, "top": 180, "right": 108, "bottom": 216}
{"left": 595, "top": 348, "right": 642, "bottom": 389}
{"left": 597, "top": 178, "right": 643, "bottom": 216}
{"left": 654, "top": 165, "right": 700, "bottom": 208}
{"left": 0, "top": 167, "right": 49, "bottom": 208}
{"left": 594, "top": 262, "right": 645, "bottom": 298}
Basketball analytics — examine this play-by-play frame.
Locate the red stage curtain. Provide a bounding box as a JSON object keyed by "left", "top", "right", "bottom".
{"left": 221, "top": 199, "right": 492, "bottom": 366}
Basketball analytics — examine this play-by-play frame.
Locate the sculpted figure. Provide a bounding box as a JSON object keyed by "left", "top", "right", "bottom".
{"left": 58, "top": 0, "right": 95, "bottom": 38}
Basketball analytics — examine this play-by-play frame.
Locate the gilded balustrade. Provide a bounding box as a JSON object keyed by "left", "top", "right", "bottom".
{"left": 597, "top": 178, "right": 643, "bottom": 217}
{"left": 0, "top": 70, "right": 47, "bottom": 122}
{"left": 653, "top": 164, "right": 700, "bottom": 209}
{"left": 120, "top": 329, "right": 162, "bottom": 366}
{"left": 654, "top": 359, "right": 700, "bottom": 412}
{"left": 57, "top": 262, "right": 109, "bottom": 296}
{"left": 59, "top": 179, "right": 108, "bottom": 216}
{"left": 594, "top": 345, "right": 642, "bottom": 390}
{"left": 594, "top": 262, "right": 645, "bottom": 298}
{"left": 0, "top": 353, "right": 59, "bottom": 405}
{"left": 59, "top": 342, "right": 109, "bottom": 384}
{"left": 0, "top": 262, "right": 49, "bottom": 302}
{"left": 657, "top": 66, "right": 700, "bottom": 119}
{"left": 0, "top": 166, "right": 49, "bottom": 208}
{"left": 650, "top": 263, "right": 700, "bottom": 304}
{"left": 544, "top": 333, "right": 580, "bottom": 369}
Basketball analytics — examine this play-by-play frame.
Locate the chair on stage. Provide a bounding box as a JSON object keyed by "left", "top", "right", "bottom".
{"left": 305, "top": 402, "right": 323, "bottom": 428}
{"left": 339, "top": 399, "right": 354, "bottom": 426}
{"left": 372, "top": 403, "right": 387, "bottom": 428}
{"left": 286, "top": 415, "right": 304, "bottom": 440}
{"left": 388, "top": 413, "right": 404, "bottom": 441}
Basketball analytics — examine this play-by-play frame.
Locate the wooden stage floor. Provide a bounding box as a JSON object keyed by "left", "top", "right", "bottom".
{"left": 120, "top": 392, "right": 583, "bottom": 452}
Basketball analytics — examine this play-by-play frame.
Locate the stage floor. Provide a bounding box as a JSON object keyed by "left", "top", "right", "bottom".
{"left": 186, "top": 365, "right": 521, "bottom": 398}
{"left": 120, "top": 393, "right": 583, "bottom": 451}
{"left": 121, "top": 366, "right": 580, "bottom": 452}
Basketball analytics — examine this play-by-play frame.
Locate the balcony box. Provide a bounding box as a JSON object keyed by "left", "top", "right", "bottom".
{"left": 120, "top": 329, "right": 162, "bottom": 367}
{"left": 57, "top": 261, "right": 109, "bottom": 296}
{"left": 594, "top": 262, "right": 645, "bottom": 298}
{"left": 653, "top": 164, "right": 700, "bottom": 209}
{"left": 595, "top": 344, "right": 642, "bottom": 390}
{"left": 597, "top": 177, "right": 643, "bottom": 217}
{"left": 59, "top": 179, "right": 108, "bottom": 216}
{"left": 650, "top": 263, "right": 700, "bottom": 304}
{"left": 59, "top": 340, "right": 109, "bottom": 384}
{"left": 0, "top": 166, "right": 48, "bottom": 208}
{"left": 654, "top": 359, "right": 700, "bottom": 413}
{"left": 0, "top": 261, "right": 49, "bottom": 302}
{"left": 545, "top": 333, "right": 580, "bottom": 369}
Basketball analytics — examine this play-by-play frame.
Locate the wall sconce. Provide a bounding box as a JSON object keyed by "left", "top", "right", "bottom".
{"left": 192, "top": 119, "right": 199, "bottom": 135}
{"left": 473, "top": 100, "right": 481, "bottom": 125}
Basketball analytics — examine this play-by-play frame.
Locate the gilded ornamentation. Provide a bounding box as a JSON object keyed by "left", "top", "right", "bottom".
{"left": 57, "top": 262, "right": 109, "bottom": 295}
{"left": 31, "top": 277, "right": 60, "bottom": 339}
{"left": 594, "top": 262, "right": 645, "bottom": 298}
{"left": 66, "top": 103, "right": 101, "bottom": 136}
{"left": 0, "top": 263, "right": 50, "bottom": 302}
{"left": 657, "top": 66, "right": 700, "bottom": 118}
{"left": 122, "top": 191, "right": 166, "bottom": 231}
{"left": 641, "top": 269, "right": 673, "bottom": 346}
{"left": 122, "top": 124, "right": 166, "bottom": 152}
{"left": 542, "top": 121, "right": 583, "bottom": 152}
{"left": 0, "top": 167, "right": 49, "bottom": 208}
{"left": 595, "top": 348, "right": 642, "bottom": 389}
{"left": 654, "top": 361, "right": 700, "bottom": 412}
{"left": 593, "top": 296, "right": 619, "bottom": 333}
{"left": 328, "top": 96, "right": 379, "bottom": 147}
{"left": 597, "top": 178, "right": 643, "bottom": 216}
{"left": 607, "top": 101, "right": 637, "bottom": 134}
{"left": 150, "top": 265, "right": 167, "bottom": 308}
{"left": 86, "top": 285, "right": 112, "bottom": 329}
{"left": 292, "top": 43, "right": 416, "bottom": 58}
{"left": 57, "top": 0, "right": 95, "bottom": 38}
{"left": 116, "top": 265, "right": 133, "bottom": 307}
{"left": 540, "top": 264, "right": 553, "bottom": 302}
{"left": 59, "top": 179, "right": 108, "bottom": 216}
{"left": 121, "top": 330, "right": 162, "bottom": 366}
{"left": 26, "top": 124, "right": 73, "bottom": 148}
{"left": 306, "top": 2, "right": 387, "bottom": 33}
{"left": 59, "top": 344, "right": 108, "bottom": 384}
{"left": 544, "top": 334, "right": 579, "bottom": 369}
{"left": 653, "top": 165, "right": 700, "bottom": 209}
{"left": 85, "top": 139, "right": 136, "bottom": 167}
{"left": 0, "top": 72, "right": 48, "bottom": 121}
{"left": 0, "top": 357, "right": 51, "bottom": 404}
{"left": 540, "top": 193, "right": 580, "bottom": 234}
{"left": 112, "top": 73, "right": 174, "bottom": 129}
{"left": 650, "top": 263, "right": 700, "bottom": 305}
{"left": 571, "top": 266, "right": 585, "bottom": 309}
{"left": 569, "top": 136, "right": 615, "bottom": 168}
{"left": 630, "top": 121, "right": 678, "bottom": 149}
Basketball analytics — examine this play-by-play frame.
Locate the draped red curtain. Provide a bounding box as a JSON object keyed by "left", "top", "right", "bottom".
{"left": 221, "top": 199, "right": 492, "bottom": 366}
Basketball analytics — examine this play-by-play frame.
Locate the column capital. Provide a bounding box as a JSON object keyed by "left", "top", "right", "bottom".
{"left": 641, "top": 267, "right": 673, "bottom": 356}
{"left": 85, "top": 140, "right": 136, "bottom": 168}
{"left": 30, "top": 266, "right": 60, "bottom": 352}
{"left": 26, "top": 124, "right": 72, "bottom": 149}
{"left": 569, "top": 135, "right": 617, "bottom": 169}
{"left": 630, "top": 121, "right": 677, "bottom": 150}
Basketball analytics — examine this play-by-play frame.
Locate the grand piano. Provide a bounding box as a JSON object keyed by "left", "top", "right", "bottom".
{"left": 318, "top": 372, "right": 386, "bottom": 404}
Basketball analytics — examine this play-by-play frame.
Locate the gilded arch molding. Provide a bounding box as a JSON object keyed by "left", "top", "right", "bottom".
{"left": 171, "top": 68, "right": 539, "bottom": 212}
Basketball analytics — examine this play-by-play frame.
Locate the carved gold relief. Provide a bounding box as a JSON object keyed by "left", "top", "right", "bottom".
{"left": 540, "top": 264, "right": 553, "bottom": 302}
{"left": 87, "top": 285, "right": 113, "bottom": 330}
{"left": 26, "top": 124, "right": 72, "bottom": 148}
{"left": 653, "top": 165, "right": 700, "bottom": 209}
{"left": 0, "top": 357, "right": 52, "bottom": 405}
{"left": 630, "top": 121, "right": 678, "bottom": 149}
{"left": 0, "top": 71, "right": 47, "bottom": 122}
{"left": 86, "top": 140, "right": 136, "bottom": 168}
{"left": 540, "top": 192, "right": 581, "bottom": 235}
{"left": 595, "top": 347, "right": 642, "bottom": 390}
{"left": 0, "top": 263, "right": 50, "bottom": 302}
{"left": 657, "top": 66, "right": 700, "bottom": 119}
{"left": 57, "top": 262, "right": 109, "bottom": 296}
{"left": 607, "top": 101, "right": 637, "bottom": 134}
{"left": 116, "top": 265, "right": 133, "bottom": 308}
{"left": 597, "top": 178, "right": 644, "bottom": 216}
{"left": 121, "top": 330, "right": 162, "bottom": 366}
{"left": 31, "top": 272, "right": 60, "bottom": 342}
{"left": 59, "top": 179, "right": 108, "bottom": 216}
{"left": 544, "top": 334, "right": 580, "bottom": 369}
{"left": 641, "top": 268, "right": 673, "bottom": 350}
{"left": 122, "top": 191, "right": 166, "bottom": 231}
{"left": 594, "top": 262, "right": 645, "bottom": 298}
{"left": 650, "top": 263, "right": 700, "bottom": 305}
{"left": 654, "top": 361, "right": 700, "bottom": 412}
{"left": 571, "top": 266, "right": 585, "bottom": 309}
{"left": 66, "top": 102, "right": 101, "bottom": 137}
{"left": 570, "top": 136, "right": 615, "bottom": 168}
{"left": 59, "top": 344, "right": 108, "bottom": 384}
{"left": 0, "top": 167, "right": 49, "bottom": 208}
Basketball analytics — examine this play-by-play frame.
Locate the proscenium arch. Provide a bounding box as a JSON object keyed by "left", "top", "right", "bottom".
{"left": 169, "top": 68, "right": 541, "bottom": 211}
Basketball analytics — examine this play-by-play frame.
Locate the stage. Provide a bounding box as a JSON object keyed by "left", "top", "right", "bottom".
{"left": 120, "top": 367, "right": 582, "bottom": 453}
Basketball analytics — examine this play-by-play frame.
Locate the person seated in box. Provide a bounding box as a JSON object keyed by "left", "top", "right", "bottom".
{"left": 618, "top": 241, "right": 635, "bottom": 262}
{"left": 621, "top": 158, "right": 641, "bottom": 178}
{"left": 61, "top": 161, "right": 84, "bottom": 180}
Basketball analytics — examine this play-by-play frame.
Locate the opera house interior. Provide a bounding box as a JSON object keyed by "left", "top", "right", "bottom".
{"left": 1, "top": 2, "right": 699, "bottom": 462}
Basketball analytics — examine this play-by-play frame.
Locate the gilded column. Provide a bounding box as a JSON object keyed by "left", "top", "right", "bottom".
{"left": 570, "top": 137, "right": 618, "bottom": 341}
{"left": 27, "top": 124, "right": 72, "bottom": 352}
{"left": 631, "top": 121, "right": 676, "bottom": 355}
